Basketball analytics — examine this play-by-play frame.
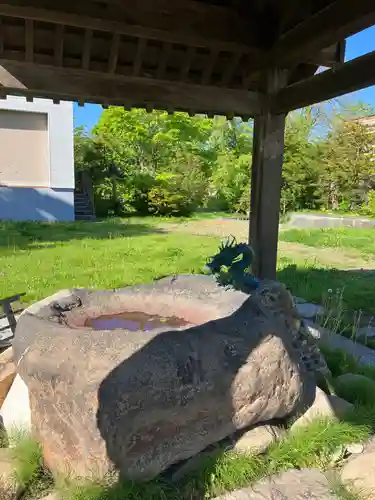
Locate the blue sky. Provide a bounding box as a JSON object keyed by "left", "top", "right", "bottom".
{"left": 74, "top": 26, "right": 375, "bottom": 131}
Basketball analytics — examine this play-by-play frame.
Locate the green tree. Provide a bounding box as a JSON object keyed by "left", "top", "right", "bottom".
{"left": 319, "top": 119, "right": 375, "bottom": 211}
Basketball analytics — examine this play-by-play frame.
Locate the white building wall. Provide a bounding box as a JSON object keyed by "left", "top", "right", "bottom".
{"left": 0, "top": 96, "right": 75, "bottom": 221}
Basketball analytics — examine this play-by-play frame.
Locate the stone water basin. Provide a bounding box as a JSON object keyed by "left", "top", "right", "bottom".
{"left": 13, "top": 275, "right": 314, "bottom": 481}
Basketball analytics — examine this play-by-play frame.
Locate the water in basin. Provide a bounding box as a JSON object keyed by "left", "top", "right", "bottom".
{"left": 87, "top": 310, "right": 190, "bottom": 331}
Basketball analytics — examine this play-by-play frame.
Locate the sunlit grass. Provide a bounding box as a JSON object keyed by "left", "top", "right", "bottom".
{"left": 1, "top": 219, "right": 375, "bottom": 313}
{"left": 58, "top": 418, "right": 371, "bottom": 500}
{"left": 280, "top": 227, "right": 375, "bottom": 255}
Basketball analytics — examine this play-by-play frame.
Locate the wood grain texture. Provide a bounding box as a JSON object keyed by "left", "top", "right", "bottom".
{"left": 0, "top": 1, "right": 262, "bottom": 52}
{"left": 272, "top": 0, "right": 375, "bottom": 66}
{"left": 249, "top": 69, "right": 287, "bottom": 280}
{"left": 272, "top": 49, "right": 375, "bottom": 113}
{"left": 0, "top": 60, "right": 261, "bottom": 117}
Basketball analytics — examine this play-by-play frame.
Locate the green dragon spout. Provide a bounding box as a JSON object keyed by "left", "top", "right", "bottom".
{"left": 205, "top": 236, "right": 260, "bottom": 293}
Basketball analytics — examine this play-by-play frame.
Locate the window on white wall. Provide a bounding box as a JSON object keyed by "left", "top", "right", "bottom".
{"left": 0, "top": 110, "right": 49, "bottom": 187}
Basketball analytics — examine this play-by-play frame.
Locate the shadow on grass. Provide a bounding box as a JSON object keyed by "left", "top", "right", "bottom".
{"left": 278, "top": 265, "right": 375, "bottom": 314}
{"left": 0, "top": 219, "right": 167, "bottom": 251}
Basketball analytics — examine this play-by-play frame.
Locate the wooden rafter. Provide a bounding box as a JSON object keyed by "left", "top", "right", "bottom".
{"left": 157, "top": 42, "right": 172, "bottom": 80}
{"left": 180, "top": 46, "right": 195, "bottom": 81}
{"left": 221, "top": 52, "right": 241, "bottom": 86}
{"left": 133, "top": 38, "right": 146, "bottom": 77}
{"left": 272, "top": 0, "right": 375, "bottom": 66}
{"left": 202, "top": 48, "right": 219, "bottom": 85}
{"left": 0, "top": 18, "right": 3, "bottom": 56}
{"left": 108, "top": 33, "right": 120, "bottom": 74}
{"left": 305, "top": 41, "right": 346, "bottom": 68}
{"left": 54, "top": 24, "right": 64, "bottom": 67}
{"left": 0, "top": 60, "right": 262, "bottom": 117}
{"left": 0, "top": 2, "right": 264, "bottom": 54}
{"left": 82, "top": 28, "right": 93, "bottom": 70}
{"left": 25, "top": 19, "right": 34, "bottom": 62}
{"left": 272, "top": 49, "right": 375, "bottom": 113}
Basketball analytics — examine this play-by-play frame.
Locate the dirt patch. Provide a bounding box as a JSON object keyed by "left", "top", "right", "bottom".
{"left": 158, "top": 219, "right": 375, "bottom": 270}
{"left": 158, "top": 219, "right": 250, "bottom": 240}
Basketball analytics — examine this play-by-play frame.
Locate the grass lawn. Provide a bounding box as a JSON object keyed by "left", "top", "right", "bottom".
{"left": 1, "top": 219, "right": 375, "bottom": 314}
{"left": 0, "top": 218, "right": 219, "bottom": 305}
{"left": 280, "top": 227, "right": 375, "bottom": 256}
{"left": 279, "top": 227, "right": 375, "bottom": 313}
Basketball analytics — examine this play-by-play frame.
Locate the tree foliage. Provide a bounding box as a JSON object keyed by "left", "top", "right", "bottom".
{"left": 74, "top": 101, "right": 375, "bottom": 217}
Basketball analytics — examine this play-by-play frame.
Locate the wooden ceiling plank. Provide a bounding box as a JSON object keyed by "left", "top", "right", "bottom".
{"left": 25, "top": 19, "right": 33, "bottom": 62}
{"left": 0, "top": 2, "right": 262, "bottom": 55}
{"left": 133, "top": 37, "right": 146, "bottom": 76}
{"left": 156, "top": 41, "right": 172, "bottom": 80}
{"left": 0, "top": 59, "right": 261, "bottom": 117}
{"left": 272, "top": 49, "right": 375, "bottom": 113}
{"left": 82, "top": 28, "right": 92, "bottom": 70}
{"left": 273, "top": 0, "right": 375, "bottom": 66}
{"left": 108, "top": 32, "right": 120, "bottom": 74}
{"left": 179, "top": 46, "right": 195, "bottom": 81}
{"left": 54, "top": 24, "right": 64, "bottom": 66}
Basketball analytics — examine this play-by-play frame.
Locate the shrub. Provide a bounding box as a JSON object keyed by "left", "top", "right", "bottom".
{"left": 362, "top": 189, "right": 375, "bottom": 217}
{"left": 148, "top": 173, "right": 199, "bottom": 216}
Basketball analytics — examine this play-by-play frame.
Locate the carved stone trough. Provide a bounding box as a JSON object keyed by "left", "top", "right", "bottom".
{"left": 13, "top": 274, "right": 315, "bottom": 480}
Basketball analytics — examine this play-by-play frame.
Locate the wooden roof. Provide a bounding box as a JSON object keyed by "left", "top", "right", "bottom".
{"left": 0, "top": 0, "right": 375, "bottom": 116}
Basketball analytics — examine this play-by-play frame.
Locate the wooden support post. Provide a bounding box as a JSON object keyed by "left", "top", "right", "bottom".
{"left": 249, "top": 69, "right": 287, "bottom": 280}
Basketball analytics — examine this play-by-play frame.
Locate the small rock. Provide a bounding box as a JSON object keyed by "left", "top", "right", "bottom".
{"left": 291, "top": 388, "right": 353, "bottom": 430}
{"left": 296, "top": 303, "right": 325, "bottom": 319}
{"left": 0, "top": 374, "right": 31, "bottom": 436}
{"left": 346, "top": 443, "right": 364, "bottom": 455}
{"left": 304, "top": 322, "right": 322, "bottom": 340}
{"left": 231, "top": 424, "right": 284, "bottom": 455}
{"left": 357, "top": 326, "right": 375, "bottom": 339}
{"left": 39, "top": 493, "right": 59, "bottom": 500}
{"left": 211, "top": 468, "right": 338, "bottom": 499}
{"left": 341, "top": 451, "right": 375, "bottom": 495}
{"left": 0, "top": 348, "right": 16, "bottom": 409}
{"left": 0, "top": 448, "right": 23, "bottom": 499}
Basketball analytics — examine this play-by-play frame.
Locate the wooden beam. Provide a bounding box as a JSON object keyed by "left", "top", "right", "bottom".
{"left": 249, "top": 69, "right": 287, "bottom": 280}
{"left": 54, "top": 24, "right": 64, "bottom": 66}
{"left": 157, "top": 42, "right": 172, "bottom": 80}
{"left": 272, "top": 49, "right": 375, "bottom": 113}
{"left": 202, "top": 48, "right": 219, "bottom": 85}
{"left": 25, "top": 19, "right": 34, "bottom": 62}
{"left": 0, "top": 60, "right": 261, "bottom": 117}
{"left": 221, "top": 52, "right": 241, "bottom": 86}
{"left": 82, "top": 28, "right": 93, "bottom": 70}
{"left": 306, "top": 41, "right": 346, "bottom": 68}
{"left": 0, "top": 18, "right": 4, "bottom": 56}
{"left": 0, "top": 2, "right": 263, "bottom": 55}
{"left": 108, "top": 33, "right": 120, "bottom": 74}
{"left": 180, "top": 46, "right": 195, "bottom": 81}
{"left": 272, "top": 0, "right": 375, "bottom": 67}
{"left": 133, "top": 38, "right": 146, "bottom": 77}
